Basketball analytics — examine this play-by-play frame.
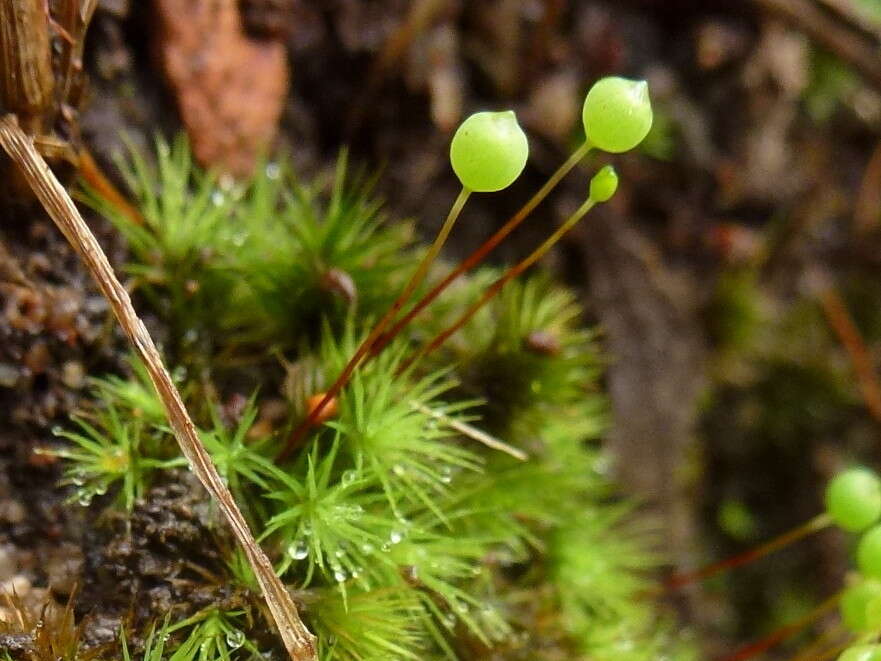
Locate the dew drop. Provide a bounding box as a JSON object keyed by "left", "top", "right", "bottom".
{"left": 211, "top": 190, "right": 225, "bottom": 206}
{"left": 392, "top": 464, "right": 406, "bottom": 477}
{"left": 333, "top": 568, "right": 347, "bottom": 583}
{"left": 360, "top": 542, "right": 374, "bottom": 554}
{"left": 341, "top": 469, "right": 358, "bottom": 486}
{"left": 265, "top": 163, "right": 281, "bottom": 180}
{"left": 287, "top": 541, "right": 308, "bottom": 560}
{"left": 389, "top": 529, "right": 404, "bottom": 545}
{"left": 225, "top": 630, "right": 245, "bottom": 650}
{"left": 51, "top": 425, "right": 63, "bottom": 436}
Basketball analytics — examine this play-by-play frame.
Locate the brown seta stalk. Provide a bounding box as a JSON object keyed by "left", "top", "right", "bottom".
{"left": 277, "top": 141, "right": 592, "bottom": 461}
{"left": 0, "top": 114, "right": 317, "bottom": 661}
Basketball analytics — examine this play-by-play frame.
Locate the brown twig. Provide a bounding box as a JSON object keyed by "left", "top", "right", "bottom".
{"left": 0, "top": 114, "right": 316, "bottom": 661}
{"left": 816, "top": 278, "right": 881, "bottom": 424}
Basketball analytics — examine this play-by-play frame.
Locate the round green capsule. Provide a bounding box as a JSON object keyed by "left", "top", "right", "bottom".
{"left": 839, "top": 644, "right": 881, "bottom": 661}
{"left": 582, "top": 77, "right": 653, "bottom": 153}
{"left": 589, "top": 165, "right": 619, "bottom": 202}
{"left": 841, "top": 579, "right": 881, "bottom": 633}
{"left": 826, "top": 468, "right": 881, "bottom": 532}
{"left": 866, "top": 594, "right": 881, "bottom": 629}
{"left": 449, "top": 110, "right": 529, "bottom": 193}
{"left": 859, "top": 525, "right": 881, "bottom": 579}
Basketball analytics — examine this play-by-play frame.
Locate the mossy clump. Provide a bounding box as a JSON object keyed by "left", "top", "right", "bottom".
{"left": 59, "top": 80, "right": 686, "bottom": 660}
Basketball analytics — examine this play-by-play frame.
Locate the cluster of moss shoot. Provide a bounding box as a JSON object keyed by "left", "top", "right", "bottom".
{"left": 21, "top": 77, "right": 713, "bottom": 661}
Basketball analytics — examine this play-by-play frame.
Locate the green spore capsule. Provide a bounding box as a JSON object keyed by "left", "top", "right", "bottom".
{"left": 450, "top": 110, "right": 529, "bottom": 193}
{"left": 841, "top": 579, "right": 881, "bottom": 633}
{"left": 839, "top": 644, "right": 881, "bottom": 661}
{"left": 589, "top": 165, "right": 619, "bottom": 202}
{"left": 866, "top": 594, "right": 881, "bottom": 630}
{"left": 826, "top": 468, "right": 881, "bottom": 532}
{"left": 859, "top": 525, "right": 881, "bottom": 579}
{"left": 582, "top": 77, "right": 653, "bottom": 153}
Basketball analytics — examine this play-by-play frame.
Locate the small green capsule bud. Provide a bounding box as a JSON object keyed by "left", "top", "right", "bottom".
{"left": 839, "top": 644, "right": 881, "bottom": 661}
{"left": 450, "top": 110, "right": 529, "bottom": 193}
{"left": 582, "top": 77, "right": 653, "bottom": 153}
{"left": 841, "top": 579, "right": 881, "bottom": 633}
{"left": 589, "top": 165, "right": 619, "bottom": 202}
{"left": 858, "top": 525, "right": 881, "bottom": 579}
{"left": 826, "top": 468, "right": 881, "bottom": 532}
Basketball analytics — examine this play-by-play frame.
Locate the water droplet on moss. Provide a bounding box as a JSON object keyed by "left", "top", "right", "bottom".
{"left": 225, "top": 630, "right": 245, "bottom": 650}
{"left": 288, "top": 541, "right": 308, "bottom": 560}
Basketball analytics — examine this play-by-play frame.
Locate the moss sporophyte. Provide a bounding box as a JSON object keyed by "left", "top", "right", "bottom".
{"left": 49, "top": 76, "right": 742, "bottom": 661}
{"left": 282, "top": 76, "right": 654, "bottom": 459}
{"left": 71, "top": 71, "right": 881, "bottom": 661}
{"left": 67, "top": 70, "right": 881, "bottom": 661}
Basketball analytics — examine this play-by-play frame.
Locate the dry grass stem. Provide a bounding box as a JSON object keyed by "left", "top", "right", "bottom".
{"left": 0, "top": 114, "right": 317, "bottom": 661}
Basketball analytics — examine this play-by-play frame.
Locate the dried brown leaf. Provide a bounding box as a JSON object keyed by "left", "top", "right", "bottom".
{"left": 154, "top": 0, "right": 289, "bottom": 177}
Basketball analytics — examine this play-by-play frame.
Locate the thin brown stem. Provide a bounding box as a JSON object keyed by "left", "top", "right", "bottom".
{"left": 277, "top": 186, "right": 471, "bottom": 461}
{"left": 786, "top": 624, "right": 847, "bottom": 661}
{"left": 369, "top": 141, "right": 591, "bottom": 361}
{"left": 716, "top": 591, "right": 842, "bottom": 661}
{"left": 77, "top": 148, "right": 145, "bottom": 227}
{"left": 817, "top": 283, "right": 881, "bottom": 424}
{"left": 0, "top": 115, "right": 316, "bottom": 661}
{"left": 398, "top": 196, "right": 596, "bottom": 374}
{"left": 665, "top": 513, "right": 830, "bottom": 591}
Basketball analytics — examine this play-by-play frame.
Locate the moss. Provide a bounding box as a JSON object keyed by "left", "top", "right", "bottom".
{"left": 56, "top": 140, "right": 692, "bottom": 660}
